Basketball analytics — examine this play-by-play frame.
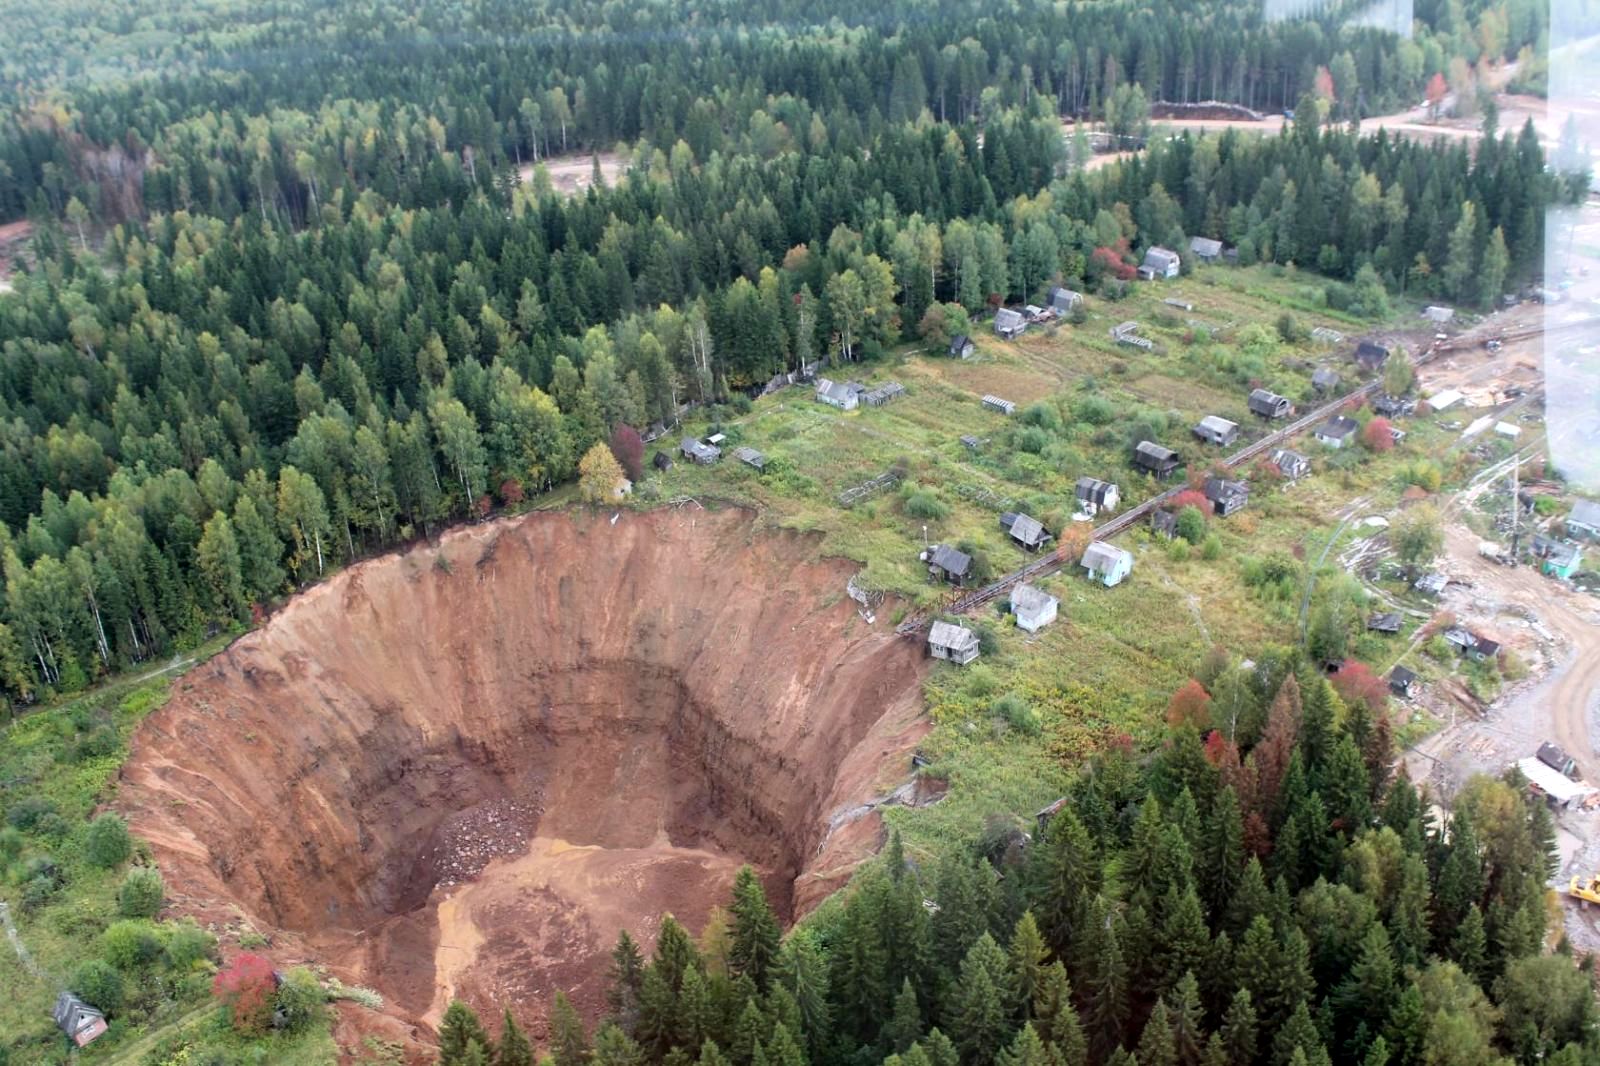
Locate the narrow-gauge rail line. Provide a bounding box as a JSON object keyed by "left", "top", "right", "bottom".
{"left": 897, "top": 335, "right": 1470, "bottom": 636}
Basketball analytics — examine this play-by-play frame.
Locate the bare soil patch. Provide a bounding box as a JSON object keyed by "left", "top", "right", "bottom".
{"left": 118, "top": 508, "right": 927, "bottom": 1042}
{"left": 518, "top": 152, "right": 626, "bottom": 196}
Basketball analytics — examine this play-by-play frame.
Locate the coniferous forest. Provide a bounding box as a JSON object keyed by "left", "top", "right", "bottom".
{"left": 436, "top": 667, "right": 1591, "bottom": 1066}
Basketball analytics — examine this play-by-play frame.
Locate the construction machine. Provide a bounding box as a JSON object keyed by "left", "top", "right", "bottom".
{"left": 1569, "top": 874, "right": 1600, "bottom": 908}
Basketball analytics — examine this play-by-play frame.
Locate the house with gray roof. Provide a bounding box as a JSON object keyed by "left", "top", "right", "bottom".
{"left": 680, "top": 436, "right": 722, "bottom": 464}
{"left": 928, "top": 620, "right": 980, "bottom": 665}
{"left": 862, "top": 382, "right": 906, "bottom": 407}
{"left": 1048, "top": 287, "right": 1083, "bottom": 314}
{"left": 53, "top": 992, "right": 108, "bottom": 1049}
{"left": 924, "top": 544, "right": 972, "bottom": 585}
{"left": 1010, "top": 583, "right": 1059, "bottom": 633}
{"left": 994, "top": 308, "right": 1027, "bottom": 339}
{"left": 1568, "top": 499, "right": 1600, "bottom": 540}
{"left": 1075, "top": 476, "right": 1120, "bottom": 515}
{"left": 1270, "top": 448, "right": 1311, "bottom": 481}
{"left": 1006, "top": 513, "right": 1053, "bottom": 551}
{"left": 1189, "top": 236, "right": 1223, "bottom": 262}
{"left": 1134, "top": 440, "right": 1181, "bottom": 478}
{"left": 1203, "top": 476, "right": 1250, "bottom": 517}
{"left": 1194, "top": 415, "right": 1240, "bottom": 446}
{"left": 733, "top": 446, "right": 767, "bottom": 471}
{"left": 1139, "top": 246, "right": 1181, "bottom": 279}
{"left": 1312, "top": 367, "right": 1341, "bottom": 393}
{"left": 1314, "top": 416, "right": 1360, "bottom": 448}
{"left": 815, "top": 378, "right": 860, "bottom": 410}
{"left": 949, "top": 334, "right": 976, "bottom": 359}
{"left": 1248, "top": 388, "right": 1292, "bottom": 419}
{"left": 1080, "top": 542, "right": 1134, "bottom": 587}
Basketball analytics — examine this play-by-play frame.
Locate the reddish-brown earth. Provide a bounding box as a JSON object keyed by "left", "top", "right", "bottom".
{"left": 117, "top": 508, "right": 928, "bottom": 1051}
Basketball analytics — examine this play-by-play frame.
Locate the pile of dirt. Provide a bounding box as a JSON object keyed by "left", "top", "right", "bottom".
{"left": 118, "top": 508, "right": 928, "bottom": 1044}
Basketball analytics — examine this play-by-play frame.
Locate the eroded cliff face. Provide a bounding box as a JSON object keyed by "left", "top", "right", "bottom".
{"left": 118, "top": 508, "right": 927, "bottom": 1037}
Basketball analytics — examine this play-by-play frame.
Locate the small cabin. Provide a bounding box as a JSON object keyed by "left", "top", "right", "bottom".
{"left": 924, "top": 544, "right": 972, "bottom": 585}
{"left": 1373, "top": 395, "right": 1415, "bottom": 418}
{"left": 1423, "top": 305, "right": 1455, "bottom": 325}
{"left": 815, "top": 378, "right": 860, "bottom": 410}
{"left": 1247, "top": 388, "right": 1292, "bottom": 419}
{"left": 1312, "top": 367, "right": 1341, "bottom": 393}
{"left": 1005, "top": 513, "right": 1053, "bottom": 552}
{"left": 1189, "top": 236, "right": 1224, "bottom": 263}
{"left": 1389, "top": 665, "right": 1418, "bottom": 698}
{"left": 1080, "top": 541, "right": 1134, "bottom": 587}
{"left": 1133, "top": 440, "right": 1181, "bottom": 479}
{"left": 982, "top": 395, "right": 1017, "bottom": 416}
{"left": 53, "top": 992, "right": 108, "bottom": 1049}
{"left": 1414, "top": 572, "right": 1448, "bottom": 596}
{"left": 1314, "top": 416, "right": 1359, "bottom": 449}
{"left": 1139, "top": 246, "right": 1181, "bottom": 280}
{"left": 994, "top": 308, "right": 1027, "bottom": 339}
{"left": 680, "top": 437, "right": 721, "bottom": 464}
{"left": 1270, "top": 448, "right": 1311, "bottom": 481}
{"left": 652, "top": 451, "right": 674, "bottom": 472}
{"left": 1367, "top": 612, "right": 1402, "bottom": 634}
{"left": 1151, "top": 510, "right": 1178, "bottom": 539}
{"left": 1048, "top": 287, "right": 1083, "bottom": 314}
{"left": 1075, "top": 476, "right": 1120, "bottom": 516}
{"left": 928, "top": 620, "right": 980, "bottom": 665}
{"left": 1203, "top": 476, "right": 1250, "bottom": 517}
{"left": 1532, "top": 534, "right": 1583, "bottom": 579}
{"left": 862, "top": 382, "right": 906, "bottom": 407}
{"left": 733, "top": 446, "right": 767, "bottom": 472}
{"left": 1193, "top": 415, "right": 1240, "bottom": 446}
{"left": 1010, "top": 583, "right": 1059, "bottom": 633}
{"left": 948, "top": 334, "right": 976, "bottom": 359}
{"left": 1568, "top": 499, "right": 1600, "bottom": 540}
{"left": 1354, "top": 341, "right": 1391, "bottom": 372}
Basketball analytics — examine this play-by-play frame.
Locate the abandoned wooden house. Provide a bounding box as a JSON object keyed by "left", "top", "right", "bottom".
{"left": 927, "top": 620, "right": 981, "bottom": 665}
{"left": 862, "top": 382, "right": 907, "bottom": 407}
{"left": 1134, "top": 440, "right": 1181, "bottom": 478}
{"left": 982, "top": 395, "right": 1017, "bottom": 416}
{"left": 1035, "top": 796, "right": 1071, "bottom": 832}
{"left": 1139, "top": 246, "right": 1181, "bottom": 279}
{"left": 1110, "top": 321, "right": 1154, "bottom": 349}
{"left": 1354, "top": 341, "right": 1391, "bottom": 371}
{"left": 1414, "top": 572, "right": 1448, "bottom": 596}
{"left": 1010, "top": 583, "right": 1059, "bottom": 632}
{"left": 1372, "top": 394, "right": 1416, "bottom": 418}
{"left": 994, "top": 308, "right": 1027, "bottom": 339}
{"left": 949, "top": 334, "right": 976, "bottom": 359}
{"left": 1080, "top": 541, "right": 1134, "bottom": 587}
{"left": 1367, "top": 612, "right": 1402, "bottom": 634}
{"left": 733, "top": 446, "right": 767, "bottom": 471}
{"left": 652, "top": 450, "right": 674, "bottom": 472}
{"left": 1314, "top": 415, "right": 1359, "bottom": 448}
{"left": 53, "top": 992, "right": 108, "bottom": 1049}
{"left": 1270, "top": 448, "right": 1311, "bottom": 480}
{"left": 1203, "top": 476, "right": 1250, "bottom": 517}
{"left": 1247, "top": 388, "right": 1292, "bottom": 419}
{"left": 680, "top": 436, "right": 722, "bottom": 464}
{"left": 641, "top": 422, "right": 667, "bottom": 444}
{"left": 1151, "top": 509, "right": 1178, "bottom": 539}
{"left": 1312, "top": 367, "right": 1341, "bottom": 393}
{"left": 1443, "top": 626, "right": 1500, "bottom": 662}
{"left": 1568, "top": 499, "right": 1600, "bottom": 540}
{"left": 1048, "top": 286, "right": 1083, "bottom": 314}
{"left": 1533, "top": 534, "right": 1584, "bottom": 579}
{"left": 1389, "top": 665, "right": 1418, "bottom": 698}
{"left": 1189, "top": 236, "right": 1224, "bottom": 262}
{"left": 1193, "top": 415, "right": 1240, "bottom": 446}
{"left": 1075, "top": 476, "right": 1121, "bottom": 515}
{"left": 815, "top": 377, "right": 861, "bottom": 410}
{"left": 960, "top": 434, "right": 985, "bottom": 452}
{"left": 923, "top": 544, "right": 973, "bottom": 585}
{"left": 1005, "top": 512, "right": 1053, "bottom": 551}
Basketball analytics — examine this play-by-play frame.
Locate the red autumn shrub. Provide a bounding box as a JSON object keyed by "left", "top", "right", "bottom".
{"left": 1331, "top": 659, "right": 1389, "bottom": 714}
{"left": 609, "top": 423, "right": 644, "bottom": 482}
{"left": 1170, "top": 489, "right": 1210, "bottom": 514}
{"left": 1363, "top": 417, "right": 1394, "bottom": 452}
{"left": 499, "top": 478, "right": 525, "bottom": 506}
{"left": 214, "top": 953, "right": 277, "bottom": 1033}
{"left": 1167, "top": 679, "right": 1213, "bottom": 729}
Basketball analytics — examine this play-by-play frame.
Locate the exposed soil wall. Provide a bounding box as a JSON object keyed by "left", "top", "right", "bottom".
{"left": 117, "top": 508, "right": 927, "bottom": 1043}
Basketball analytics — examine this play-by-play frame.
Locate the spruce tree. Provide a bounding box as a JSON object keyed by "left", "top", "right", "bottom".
{"left": 496, "top": 1009, "right": 534, "bottom": 1066}
{"left": 921, "top": 1029, "right": 960, "bottom": 1066}
{"left": 1450, "top": 904, "right": 1488, "bottom": 983}
{"left": 996, "top": 1023, "right": 1052, "bottom": 1066}
{"left": 437, "top": 1001, "right": 492, "bottom": 1066}
{"left": 608, "top": 931, "right": 647, "bottom": 1031}
{"left": 730, "top": 866, "right": 782, "bottom": 991}
{"left": 1007, "top": 911, "right": 1048, "bottom": 1019}
{"left": 1135, "top": 1001, "right": 1177, "bottom": 1066}
{"left": 592, "top": 1024, "right": 645, "bottom": 1066}
{"left": 1166, "top": 972, "right": 1205, "bottom": 1065}
{"left": 550, "top": 992, "right": 590, "bottom": 1066}
{"left": 950, "top": 934, "right": 1014, "bottom": 1065}
{"left": 1219, "top": 988, "right": 1258, "bottom": 1066}
{"left": 886, "top": 978, "right": 923, "bottom": 1053}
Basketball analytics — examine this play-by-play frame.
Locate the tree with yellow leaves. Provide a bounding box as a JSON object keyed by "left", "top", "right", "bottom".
{"left": 578, "top": 442, "right": 627, "bottom": 504}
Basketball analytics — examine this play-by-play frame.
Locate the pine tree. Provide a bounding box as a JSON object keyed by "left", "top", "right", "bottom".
{"left": 921, "top": 1029, "right": 960, "bottom": 1066}
{"left": 655, "top": 915, "right": 701, "bottom": 992}
{"left": 730, "top": 866, "right": 782, "bottom": 991}
{"left": 1334, "top": 924, "right": 1395, "bottom": 1035}
{"left": 1450, "top": 904, "right": 1488, "bottom": 982}
{"left": 1135, "top": 1001, "right": 1177, "bottom": 1066}
{"left": 438, "top": 1001, "right": 492, "bottom": 1066}
{"left": 1029, "top": 808, "right": 1098, "bottom": 957}
{"left": 462, "top": 1040, "right": 489, "bottom": 1066}
{"left": 950, "top": 933, "right": 1014, "bottom": 1065}
{"left": 773, "top": 930, "right": 830, "bottom": 1059}
{"left": 497, "top": 1009, "right": 534, "bottom": 1066}
{"left": 887, "top": 978, "right": 923, "bottom": 1053}
{"left": 1080, "top": 898, "right": 1130, "bottom": 1060}
{"left": 1271, "top": 1001, "right": 1323, "bottom": 1066}
{"left": 1008, "top": 911, "right": 1049, "bottom": 1019}
{"left": 551, "top": 992, "right": 591, "bottom": 1066}
{"left": 1166, "top": 972, "right": 1205, "bottom": 1066}
{"left": 731, "top": 998, "right": 768, "bottom": 1066}
{"left": 1219, "top": 988, "right": 1258, "bottom": 1066}
{"left": 1200, "top": 787, "right": 1245, "bottom": 919}
{"left": 608, "top": 931, "right": 647, "bottom": 1031}
{"left": 764, "top": 1023, "right": 806, "bottom": 1066}
{"left": 1157, "top": 888, "right": 1210, "bottom": 995}
{"left": 996, "top": 1023, "right": 1052, "bottom": 1066}
{"left": 592, "top": 1024, "right": 645, "bottom": 1066}
{"left": 677, "top": 967, "right": 713, "bottom": 1050}
{"left": 1323, "top": 734, "right": 1372, "bottom": 834}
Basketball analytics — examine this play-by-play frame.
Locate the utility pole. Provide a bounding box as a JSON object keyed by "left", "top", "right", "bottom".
{"left": 1509, "top": 453, "right": 1521, "bottom": 565}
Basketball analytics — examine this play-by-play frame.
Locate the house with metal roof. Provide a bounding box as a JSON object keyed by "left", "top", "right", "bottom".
{"left": 1373, "top": 394, "right": 1416, "bottom": 418}
{"left": 863, "top": 382, "right": 906, "bottom": 407}
{"left": 994, "top": 308, "right": 1027, "bottom": 339}
{"left": 982, "top": 395, "right": 1017, "bottom": 416}
{"left": 815, "top": 378, "right": 860, "bottom": 410}
{"left": 1193, "top": 415, "right": 1240, "bottom": 446}
{"left": 1048, "top": 287, "right": 1083, "bottom": 314}
{"left": 1133, "top": 440, "right": 1181, "bottom": 478}
{"left": 1270, "top": 448, "right": 1311, "bottom": 481}
{"left": 923, "top": 544, "right": 972, "bottom": 585}
{"left": 1368, "top": 612, "right": 1402, "bottom": 634}
{"left": 1080, "top": 542, "right": 1134, "bottom": 587}
{"left": 1248, "top": 388, "right": 1292, "bottom": 419}
{"left": 928, "top": 621, "right": 980, "bottom": 665}
{"left": 948, "top": 334, "right": 976, "bottom": 359}
{"left": 1075, "top": 476, "right": 1120, "bottom": 516}
{"left": 1414, "top": 572, "right": 1448, "bottom": 596}
{"left": 1314, "top": 416, "right": 1360, "bottom": 448}
{"left": 1389, "top": 665, "right": 1418, "bottom": 698}
{"left": 1567, "top": 499, "right": 1600, "bottom": 540}
{"left": 1312, "top": 367, "right": 1341, "bottom": 393}
{"left": 680, "top": 437, "right": 722, "bottom": 464}
{"left": 733, "top": 446, "right": 767, "bottom": 471}
{"left": 1354, "top": 341, "right": 1391, "bottom": 371}
{"left": 53, "top": 992, "right": 108, "bottom": 1049}
{"left": 1532, "top": 534, "right": 1583, "bottom": 579}
{"left": 1423, "top": 305, "right": 1455, "bottom": 324}
{"left": 1006, "top": 513, "right": 1053, "bottom": 551}
{"left": 1203, "top": 476, "right": 1250, "bottom": 517}
{"left": 1189, "top": 236, "right": 1224, "bottom": 262}
{"left": 1139, "top": 246, "right": 1181, "bottom": 279}
{"left": 1010, "top": 583, "right": 1059, "bottom": 633}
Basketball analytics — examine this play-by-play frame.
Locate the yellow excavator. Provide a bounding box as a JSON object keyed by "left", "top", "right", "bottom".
{"left": 1569, "top": 875, "right": 1600, "bottom": 908}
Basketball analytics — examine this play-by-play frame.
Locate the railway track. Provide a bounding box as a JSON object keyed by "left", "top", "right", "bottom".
{"left": 896, "top": 334, "right": 1475, "bottom": 636}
